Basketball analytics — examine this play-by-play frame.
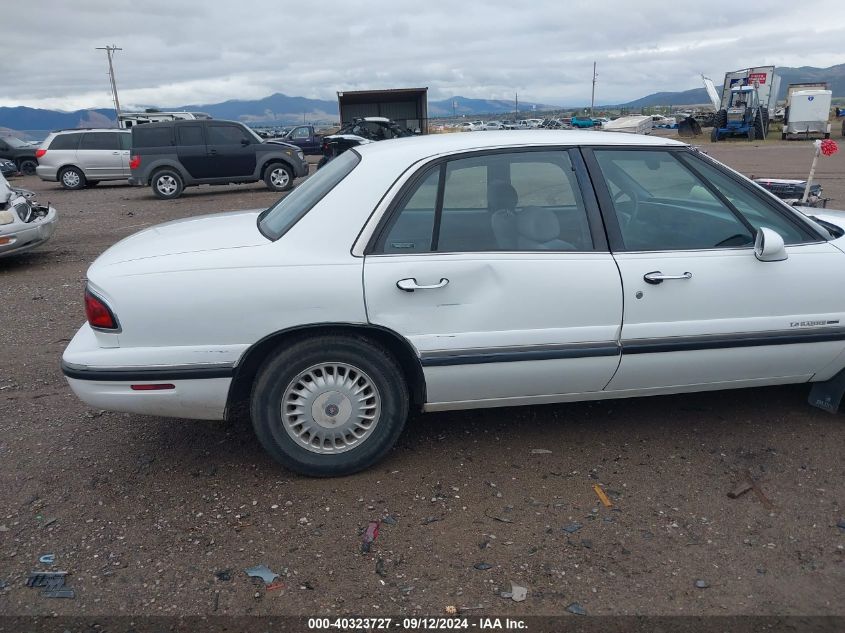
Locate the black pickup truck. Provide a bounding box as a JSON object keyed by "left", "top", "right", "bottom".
{"left": 0, "top": 136, "right": 39, "bottom": 175}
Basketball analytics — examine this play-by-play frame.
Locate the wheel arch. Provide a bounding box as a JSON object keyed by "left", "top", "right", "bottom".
{"left": 258, "top": 155, "right": 296, "bottom": 179}
{"left": 225, "top": 323, "right": 426, "bottom": 421}
{"left": 147, "top": 161, "right": 189, "bottom": 186}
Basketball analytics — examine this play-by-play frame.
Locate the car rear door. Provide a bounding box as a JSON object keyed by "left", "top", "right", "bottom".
{"left": 204, "top": 123, "right": 257, "bottom": 178}
{"left": 78, "top": 132, "right": 122, "bottom": 179}
{"left": 364, "top": 148, "right": 623, "bottom": 408}
{"left": 176, "top": 124, "right": 209, "bottom": 178}
{"left": 583, "top": 146, "right": 845, "bottom": 392}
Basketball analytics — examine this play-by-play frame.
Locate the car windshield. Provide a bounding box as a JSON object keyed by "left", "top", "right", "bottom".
{"left": 258, "top": 150, "right": 361, "bottom": 240}
{"left": 244, "top": 126, "right": 264, "bottom": 144}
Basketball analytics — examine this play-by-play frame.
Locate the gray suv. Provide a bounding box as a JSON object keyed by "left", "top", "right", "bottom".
{"left": 36, "top": 129, "right": 132, "bottom": 189}
{"left": 128, "top": 119, "right": 309, "bottom": 199}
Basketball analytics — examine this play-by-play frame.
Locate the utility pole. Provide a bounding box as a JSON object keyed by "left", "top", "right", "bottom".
{"left": 515, "top": 92, "right": 519, "bottom": 120}
{"left": 96, "top": 45, "right": 123, "bottom": 116}
{"left": 590, "top": 61, "right": 597, "bottom": 117}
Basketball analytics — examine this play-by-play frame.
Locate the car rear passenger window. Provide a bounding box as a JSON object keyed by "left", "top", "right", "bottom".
{"left": 375, "top": 150, "right": 593, "bottom": 254}
{"left": 79, "top": 132, "right": 120, "bottom": 150}
{"left": 119, "top": 133, "right": 132, "bottom": 150}
{"left": 378, "top": 167, "right": 439, "bottom": 253}
{"left": 49, "top": 134, "right": 81, "bottom": 150}
{"left": 133, "top": 126, "right": 173, "bottom": 148}
{"left": 178, "top": 126, "right": 204, "bottom": 146}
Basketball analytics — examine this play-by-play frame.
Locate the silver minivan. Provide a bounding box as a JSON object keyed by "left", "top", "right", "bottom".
{"left": 36, "top": 129, "right": 131, "bottom": 189}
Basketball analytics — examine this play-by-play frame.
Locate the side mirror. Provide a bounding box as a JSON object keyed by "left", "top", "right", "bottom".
{"left": 754, "top": 227, "right": 788, "bottom": 262}
{"left": 241, "top": 138, "right": 251, "bottom": 146}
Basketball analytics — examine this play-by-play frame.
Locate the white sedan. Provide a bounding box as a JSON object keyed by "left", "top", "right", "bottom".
{"left": 62, "top": 131, "right": 845, "bottom": 476}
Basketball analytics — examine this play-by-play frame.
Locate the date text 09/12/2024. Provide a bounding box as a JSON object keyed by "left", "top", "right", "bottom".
{"left": 307, "top": 617, "right": 528, "bottom": 630}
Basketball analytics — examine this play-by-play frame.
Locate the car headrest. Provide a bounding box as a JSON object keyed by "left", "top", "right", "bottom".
{"left": 517, "top": 207, "right": 561, "bottom": 242}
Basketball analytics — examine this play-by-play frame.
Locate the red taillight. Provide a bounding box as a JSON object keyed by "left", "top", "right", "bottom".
{"left": 129, "top": 155, "right": 141, "bottom": 169}
{"left": 130, "top": 384, "right": 175, "bottom": 391}
{"left": 35, "top": 149, "right": 46, "bottom": 158}
{"left": 85, "top": 289, "right": 118, "bottom": 330}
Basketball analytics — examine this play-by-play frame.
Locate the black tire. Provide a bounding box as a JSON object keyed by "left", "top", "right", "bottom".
{"left": 250, "top": 335, "right": 409, "bottom": 477}
{"left": 711, "top": 109, "right": 727, "bottom": 141}
{"left": 18, "top": 159, "right": 37, "bottom": 176}
{"left": 59, "top": 166, "right": 86, "bottom": 190}
{"left": 264, "top": 163, "right": 294, "bottom": 192}
{"left": 747, "top": 126, "right": 756, "bottom": 141}
{"left": 151, "top": 169, "right": 184, "bottom": 199}
{"left": 317, "top": 156, "right": 330, "bottom": 170}
{"left": 782, "top": 132, "right": 787, "bottom": 140}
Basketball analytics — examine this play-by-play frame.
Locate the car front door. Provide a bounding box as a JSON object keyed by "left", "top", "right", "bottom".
{"left": 204, "top": 123, "right": 257, "bottom": 178}
{"left": 584, "top": 147, "right": 845, "bottom": 392}
{"left": 364, "top": 148, "right": 623, "bottom": 408}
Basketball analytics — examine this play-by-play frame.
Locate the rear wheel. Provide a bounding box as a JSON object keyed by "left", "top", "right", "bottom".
{"left": 264, "top": 163, "right": 293, "bottom": 192}
{"left": 151, "top": 169, "right": 184, "bottom": 199}
{"left": 59, "top": 166, "right": 86, "bottom": 190}
{"left": 250, "top": 335, "right": 409, "bottom": 477}
{"left": 18, "top": 159, "right": 37, "bottom": 176}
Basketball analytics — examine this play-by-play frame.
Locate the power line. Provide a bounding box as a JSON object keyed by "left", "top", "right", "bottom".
{"left": 96, "top": 45, "right": 123, "bottom": 116}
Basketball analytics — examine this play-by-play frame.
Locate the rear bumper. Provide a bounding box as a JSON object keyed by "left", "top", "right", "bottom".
{"left": 35, "top": 166, "right": 58, "bottom": 182}
{"left": 62, "top": 324, "right": 233, "bottom": 420}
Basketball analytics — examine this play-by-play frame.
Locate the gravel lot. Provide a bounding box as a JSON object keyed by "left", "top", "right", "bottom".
{"left": 1, "top": 141, "right": 844, "bottom": 620}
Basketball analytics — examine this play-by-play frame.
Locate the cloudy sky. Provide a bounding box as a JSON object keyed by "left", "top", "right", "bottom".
{"left": 3, "top": 0, "right": 844, "bottom": 111}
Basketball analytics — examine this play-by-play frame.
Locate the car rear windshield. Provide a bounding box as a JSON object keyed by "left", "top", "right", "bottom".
{"left": 258, "top": 150, "right": 360, "bottom": 241}
{"left": 133, "top": 126, "right": 174, "bottom": 148}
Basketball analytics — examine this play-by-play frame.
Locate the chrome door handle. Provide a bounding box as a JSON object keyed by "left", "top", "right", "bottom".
{"left": 643, "top": 271, "right": 692, "bottom": 285}
{"left": 396, "top": 277, "right": 449, "bottom": 292}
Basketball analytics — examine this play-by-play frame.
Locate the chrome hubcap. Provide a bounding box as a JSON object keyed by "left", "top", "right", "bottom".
{"left": 63, "top": 171, "right": 80, "bottom": 187}
{"left": 157, "top": 175, "right": 177, "bottom": 195}
{"left": 281, "top": 362, "right": 380, "bottom": 454}
{"left": 270, "top": 168, "right": 290, "bottom": 188}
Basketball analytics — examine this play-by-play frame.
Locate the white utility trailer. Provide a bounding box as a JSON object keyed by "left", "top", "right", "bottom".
{"left": 782, "top": 88, "right": 832, "bottom": 139}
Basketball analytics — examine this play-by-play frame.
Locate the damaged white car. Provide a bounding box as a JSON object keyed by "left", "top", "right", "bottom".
{"left": 0, "top": 172, "right": 57, "bottom": 258}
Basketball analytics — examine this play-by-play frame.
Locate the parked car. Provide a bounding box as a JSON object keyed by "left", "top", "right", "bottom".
{"left": 500, "top": 120, "right": 517, "bottom": 129}
{"left": 337, "top": 117, "right": 415, "bottom": 141}
{"left": 276, "top": 125, "right": 323, "bottom": 155}
{"left": 0, "top": 136, "right": 38, "bottom": 175}
{"left": 35, "top": 129, "right": 132, "bottom": 189}
{"left": 482, "top": 121, "right": 504, "bottom": 130}
{"left": 0, "top": 171, "right": 57, "bottom": 258}
{"left": 458, "top": 122, "right": 477, "bottom": 132}
{"left": 0, "top": 159, "right": 17, "bottom": 177}
{"left": 571, "top": 116, "right": 599, "bottom": 128}
{"left": 316, "top": 134, "right": 371, "bottom": 169}
{"left": 127, "top": 119, "right": 309, "bottom": 199}
{"left": 61, "top": 130, "right": 845, "bottom": 476}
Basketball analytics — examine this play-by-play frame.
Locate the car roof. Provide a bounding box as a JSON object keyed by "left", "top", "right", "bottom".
{"left": 354, "top": 130, "right": 686, "bottom": 164}
{"left": 51, "top": 128, "right": 128, "bottom": 134}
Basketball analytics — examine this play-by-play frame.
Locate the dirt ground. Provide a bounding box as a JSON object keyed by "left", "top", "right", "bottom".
{"left": 1, "top": 142, "right": 844, "bottom": 623}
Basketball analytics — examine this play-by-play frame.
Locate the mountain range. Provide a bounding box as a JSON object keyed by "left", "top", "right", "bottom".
{"left": 2, "top": 63, "right": 843, "bottom": 134}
